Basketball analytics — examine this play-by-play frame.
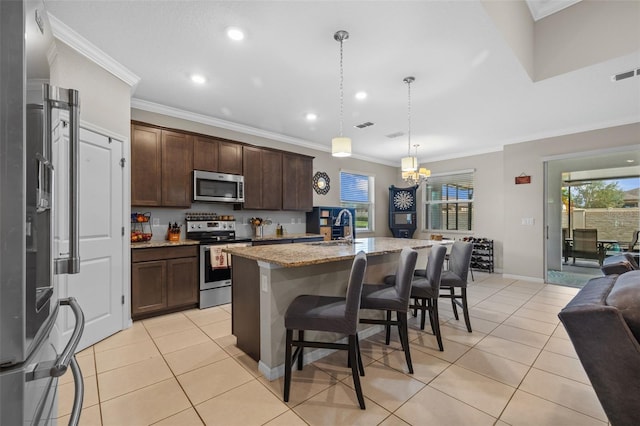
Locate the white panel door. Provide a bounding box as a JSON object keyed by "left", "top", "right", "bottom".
{"left": 54, "top": 122, "right": 124, "bottom": 350}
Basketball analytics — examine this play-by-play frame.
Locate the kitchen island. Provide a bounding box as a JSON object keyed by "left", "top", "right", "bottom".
{"left": 224, "top": 237, "right": 447, "bottom": 380}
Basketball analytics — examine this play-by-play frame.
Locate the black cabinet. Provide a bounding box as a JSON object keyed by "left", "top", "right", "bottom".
{"left": 306, "top": 206, "right": 356, "bottom": 241}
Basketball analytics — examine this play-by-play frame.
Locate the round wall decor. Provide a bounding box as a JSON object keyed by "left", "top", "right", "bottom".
{"left": 312, "top": 171, "right": 330, "bottom": 195}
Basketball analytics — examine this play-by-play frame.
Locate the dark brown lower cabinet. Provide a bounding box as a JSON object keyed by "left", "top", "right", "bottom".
{"left": 131, "top": 245, "right": 198, "bottom": 320}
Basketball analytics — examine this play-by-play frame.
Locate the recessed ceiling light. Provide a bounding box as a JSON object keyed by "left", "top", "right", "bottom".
{"left": 226, "top": 27, "right": 245, "bottom": 41}
{"left": 305, "top": 113, "right": 317, "bottom": 121}
{"left": 626, "top": 159, "right": 635, "bottom": 163}
{"left": 191, "top": 74, "right": 206, "bottom": 84}
{"left": 355, "top": 91, "right": 367, "bottom": 100}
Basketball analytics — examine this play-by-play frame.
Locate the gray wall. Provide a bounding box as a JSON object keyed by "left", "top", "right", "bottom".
{"left": 49, "top": 42, "right": 131, "bottom": 139}
{"left": 501, "top": 122, "right": 640, "bottom": 280}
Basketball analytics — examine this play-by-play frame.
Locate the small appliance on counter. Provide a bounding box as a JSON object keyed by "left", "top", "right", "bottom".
{"left": 185, "top": 213, "right": 251, "bottom": 308}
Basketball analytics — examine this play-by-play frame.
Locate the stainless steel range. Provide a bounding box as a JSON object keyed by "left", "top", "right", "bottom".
{"left": 186, "top": 214, "right": 251, "bottom": 309}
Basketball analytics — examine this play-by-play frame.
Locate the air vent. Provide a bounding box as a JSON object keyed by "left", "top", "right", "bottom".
{"left": 611, "top": 69, "right": 639, "bottom": 82}
{"left": 354, "top": 121, "right": 374, "bottom": 129}
{"left": 385, "top": 131, "right": 404, "bottom": 139}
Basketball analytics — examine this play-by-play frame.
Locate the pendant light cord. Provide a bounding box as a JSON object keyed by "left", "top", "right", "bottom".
{"left": 407, "top": 78, "right": 411, "bottom": 156}
{"left": 338, "top": 37, "right": 344, "bottom": 137}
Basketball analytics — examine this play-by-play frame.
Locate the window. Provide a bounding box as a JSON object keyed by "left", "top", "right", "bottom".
{"left": 340, "top": 171, "right": 375, "bottom": 232}
{"left": 424, "top": 170, "right": 474, "bottom": 231}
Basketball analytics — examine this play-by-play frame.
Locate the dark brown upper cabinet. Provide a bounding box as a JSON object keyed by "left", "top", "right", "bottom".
{"left": 131, "top": 123, "right": 192, "bottom": 208}
{"left": 193, "top": 136, "right": 243, "bottom": 175}
{"left": 282, "top": 153, "right": 313, "bottom": 211}
{"left": 243, "top": 146, "right": 282, "bottom": 210}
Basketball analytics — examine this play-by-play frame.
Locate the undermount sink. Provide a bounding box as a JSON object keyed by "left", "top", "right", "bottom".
{"left": 306, "top": 240, "right": 358, "bottom": 246}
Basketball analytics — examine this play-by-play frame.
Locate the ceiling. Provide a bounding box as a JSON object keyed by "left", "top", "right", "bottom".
{"left": 44, "top": 0, "right": 640, "bottom": 167}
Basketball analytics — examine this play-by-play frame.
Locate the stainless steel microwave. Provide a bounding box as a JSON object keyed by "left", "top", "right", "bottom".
{"left": 193, "top": 170, "right": 244, "bottom": 203}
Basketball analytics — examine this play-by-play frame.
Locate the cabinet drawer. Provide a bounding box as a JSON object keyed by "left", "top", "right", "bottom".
{"left": 132, "top": 245, "right": 198, "bottom": 262}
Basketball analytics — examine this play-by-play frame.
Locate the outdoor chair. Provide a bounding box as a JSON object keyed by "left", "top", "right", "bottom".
{"left": 572, "top": 228, "right": 605, "bottom": 266}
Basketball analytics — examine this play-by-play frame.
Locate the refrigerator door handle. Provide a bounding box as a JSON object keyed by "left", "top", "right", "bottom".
{"left": 67, "top": 356, "right": 84, "bottom": 426}
{"left": 48, "top": 84, "right": 81, "bottom": 275}
{"left": 50, "top": 297, "right": 85, "bottom": 378}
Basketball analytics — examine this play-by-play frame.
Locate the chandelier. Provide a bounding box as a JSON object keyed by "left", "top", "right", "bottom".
{"left": 400, "top": 76, "right": 430, "bottom": 185}
{"left": 331, "top": 30, "right": 351, "bottom": 157}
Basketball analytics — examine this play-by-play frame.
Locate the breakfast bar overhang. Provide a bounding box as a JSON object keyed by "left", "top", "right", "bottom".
{"left": 224, "top": 237, "right": 447, "bottom": 380}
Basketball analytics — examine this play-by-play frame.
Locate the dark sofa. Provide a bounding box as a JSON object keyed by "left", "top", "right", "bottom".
{"left": 558, "top": 270, "right": 640, "bottom": 426}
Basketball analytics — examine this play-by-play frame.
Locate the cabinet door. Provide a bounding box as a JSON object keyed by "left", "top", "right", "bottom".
{"left": 193, "top": 135, "right": 218, "bottom": 172}
{"left": 218, "top": 141, "right": 243, "bottom": 175}
{"left": 167, "top": 256, "right": 198, "bottom": 307}
{"left": 131, "top": 260, "right": 167, "bottom": 317}
{"left": 242, "top": 146, "right": 262, "bottom": 209}
{"left": 161, "top": 130, "right": 193, "bottom": 207}
{"left": 282, "top": 153, "right": 312, "bottom": 211}
{"left": 131, "top": 124, "right": 162, "bottom": 206}
{"left": 262, "top": 150, "right": 282, "bottom": 210}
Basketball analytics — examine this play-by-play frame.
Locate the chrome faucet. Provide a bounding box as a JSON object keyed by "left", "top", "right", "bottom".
{"left": 335, "top": 209, "right": 354, "bottom": 243}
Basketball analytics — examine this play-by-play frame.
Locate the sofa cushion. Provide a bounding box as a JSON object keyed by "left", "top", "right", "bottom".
{"left": 606, "top": 270, "right": 640, "bottom": 342}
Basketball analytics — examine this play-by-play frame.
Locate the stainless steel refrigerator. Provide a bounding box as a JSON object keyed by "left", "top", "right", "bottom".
{"left": 0, "top": 0, "right": 85, "bottom": 424}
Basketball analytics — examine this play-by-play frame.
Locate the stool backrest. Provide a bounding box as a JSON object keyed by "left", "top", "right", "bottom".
{"left": 426, "top": 245, "right": 447, "bottom": 290}
{"left": 345, "top": 251, "right": 368, "bottom": 332}
{"left": 449, "top": 241, "right": 473, "bottom": 282}
{"left": 394, "top": 247, "right": 419, "bottom": 309}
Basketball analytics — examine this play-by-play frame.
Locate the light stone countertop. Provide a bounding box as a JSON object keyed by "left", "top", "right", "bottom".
{"left": 224, "top": 237, "right": 449, "bottom": 268}
{"left": 131, "top": 234, "right": 323, "bottom": 249}
{"left": 251, "top": 233, "right": 324, "bottom": 242}
{"left": 130, "top": 239, "right": 200, "bottom": 249}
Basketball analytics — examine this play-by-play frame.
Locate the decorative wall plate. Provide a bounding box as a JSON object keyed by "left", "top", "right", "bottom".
{"left": 313, "top": 171, "right": 330, "bottom": 195}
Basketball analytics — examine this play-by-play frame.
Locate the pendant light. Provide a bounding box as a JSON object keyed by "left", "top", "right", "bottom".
{"left": 401, "top": 76, "right": 430, "bottom": 185}
{"left": 331, "top": 30, "right": 352, "bottom": 157}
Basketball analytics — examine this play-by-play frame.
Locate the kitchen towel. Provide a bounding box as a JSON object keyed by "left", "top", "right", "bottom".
{"left": 210, "top": 246, "right": 229, "bottom": 269}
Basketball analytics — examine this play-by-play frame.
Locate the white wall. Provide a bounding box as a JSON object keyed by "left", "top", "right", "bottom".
{"left": 49, "top": 42, "right": 131, "bottom": 139}
{"left": 131, "top": 108, "right": 398, "bottom": 237}
{"left": 534, "top": 0, "right": 640, "bottom": 81}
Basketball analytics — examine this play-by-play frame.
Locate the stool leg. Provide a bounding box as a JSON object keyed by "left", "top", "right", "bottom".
{"left": 284, "top": 329, "right": 293, "bottom": 402}
{"left": 385, "top": 310, "right": 392, "bottom": 345}
{"left": 297, "top": 330, "right": 304, "bottom": 370}
{"left": 349, "top": 335, "right": 366, "bottom": 409}
{"left": 432, "top": 299, "right": 444, "bottom": 351}
{"left": 450, "top": 287, "right": 459, "bottom": 320}
{"left": 461, "top": 288, "right": 472, "bottom": 332}
{"left": 355, "top": 333, "right": 365, "bottom": 377}
{"left": 399, "top": 312, "right": 413, "bottom": 374}
{"left": 427, "top": 298, "right": 435, "bottom": 333}
{"left": 420, "top": 298, "right": 427, "bottom": 330}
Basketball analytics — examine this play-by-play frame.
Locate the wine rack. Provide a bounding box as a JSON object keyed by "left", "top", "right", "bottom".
{"left": 464, "top": 237, "right": 494, "bottom": 273}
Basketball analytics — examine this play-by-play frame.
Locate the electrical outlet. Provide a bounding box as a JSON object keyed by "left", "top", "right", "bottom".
{"left": 152, "top": 218, "right": 160, "bottom": 226}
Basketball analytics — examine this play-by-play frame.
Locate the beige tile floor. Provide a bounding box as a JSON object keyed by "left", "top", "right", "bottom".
{"left": 57, "top": 272, "right": 610, "bottom": 425}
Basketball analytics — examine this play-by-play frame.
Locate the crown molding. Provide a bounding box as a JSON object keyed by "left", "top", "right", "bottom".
{"left": 131, "top": 98, "right": 396, "bottom": 167}
{"left": 48, "top": 13, "right": 141, "bottom": 90}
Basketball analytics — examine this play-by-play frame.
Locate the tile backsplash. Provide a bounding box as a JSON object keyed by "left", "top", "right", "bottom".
{"left": 132, "top": 203, "right": 307, "bottom": 241}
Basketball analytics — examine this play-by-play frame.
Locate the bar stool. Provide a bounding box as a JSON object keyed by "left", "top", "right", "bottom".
{"left": 283, "top": 251, "right": 368, "bottom": 409}
{"left": 359, "top": 247, "right": 418, "bottom": 373}
{"left": 439, "top": 241, "right": 473, "bottom": 332}
{"left": 409, "top": 245, "right": 447, "bottom": 351}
